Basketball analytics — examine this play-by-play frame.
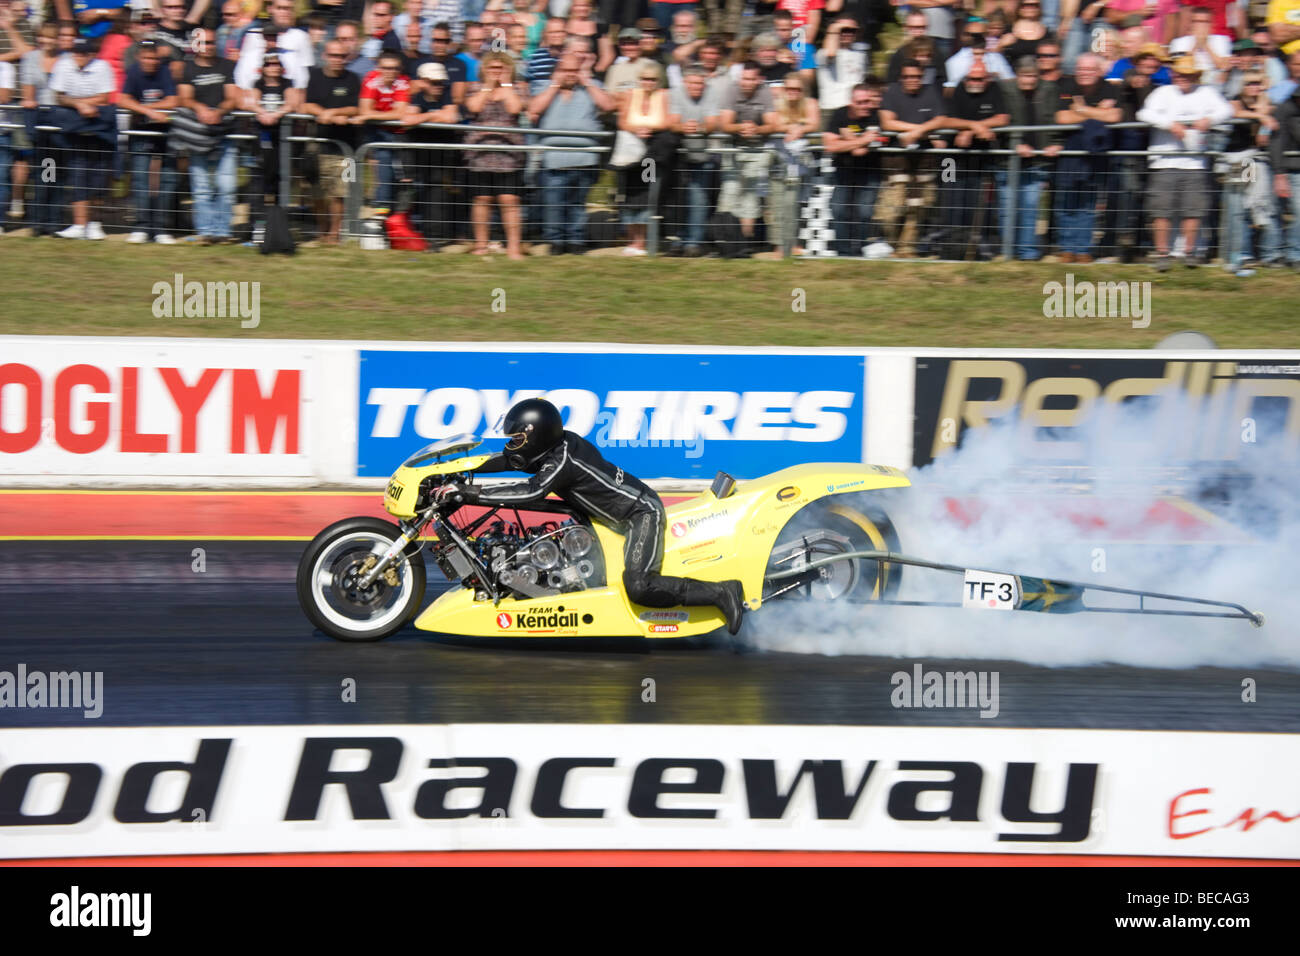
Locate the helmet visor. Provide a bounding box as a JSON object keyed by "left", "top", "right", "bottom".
{"left": 504, "top": 424, "right": 531, "bottom": 451}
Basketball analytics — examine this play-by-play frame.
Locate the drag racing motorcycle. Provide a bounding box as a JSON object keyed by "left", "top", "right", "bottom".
{"left": 297, "top": 436, "right": 1263, "bottom": 642}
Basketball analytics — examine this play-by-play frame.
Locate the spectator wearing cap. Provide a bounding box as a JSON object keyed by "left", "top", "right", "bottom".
{"left": 1223, "top": 36, "right": 1271, "bottom": 98}
{"left": 1137, "top": 53, "right": 1232, "bottom": 269}
{"left": 243, "top": 48, "right": 303, "bottom": 224}
{"left": 49, "top": 36, "right": 116, "bottom": 240}
{"left": 607, "top": 28, "right": 666, "bottom": 100}
{"left": 397, "top": 59, "right": 459, "bottom": 244}
{"left": 666, "top": 61, "right": 720, "bottom": 255}
{"left": 1108, "top": 40, "right": 1173, "bottom": 83}
{"left": 119, "top": 38, "right": 179, "bottom": 244}
{"left": 823, "top": 77, "right": 886, "bottom": 257}
{"left": 303, "top": 37, "right": 361, "bottom": 244}
{"left": 524, "top": 16, "right": 566, "bottom": 95}
{"left": 877, "top": 57, "right": 949, "bottom": 257}
{"left": 716, "top": 59, "right": 778, "bottom": 253}
{"left": 175, "top": 26, "right": 239, "bottom": 242}
{"left": 235, "top": 0, "right": 315, "bottom": 90}
{"left": 816, "top": 17, "right": 871, "bottom": 115}
{"left": 529, "top": 50, "right": 614, "bottom": 254}
{"left": 1270, "top": 60, "right": 1300, "bottom": 268}
{"left": 945, "top": 18, "right": 1015, "bottom": 88}
{"left": 998, "top": 56, "right": 1061, "bottom": 260}
{"left": 355, "top": 48, "right": 410, "bottom": 215}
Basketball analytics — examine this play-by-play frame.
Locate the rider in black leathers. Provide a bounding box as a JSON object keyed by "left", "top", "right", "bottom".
{"left": 437, "top": 398, "right": 747, "bottom": 634}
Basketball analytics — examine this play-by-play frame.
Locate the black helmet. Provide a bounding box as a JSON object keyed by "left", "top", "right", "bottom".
{"left": 501, "top": 398, "right": 564, "bottom": 469}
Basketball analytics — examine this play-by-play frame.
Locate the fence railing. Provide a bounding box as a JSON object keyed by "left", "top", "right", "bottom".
{"left": 1, "top": 103, "right": 1295, "bottom": 265}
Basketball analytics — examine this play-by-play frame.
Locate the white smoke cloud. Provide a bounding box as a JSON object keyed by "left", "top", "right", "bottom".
{"left": 749, "top": 393, "right": 1300, "bottom": 669}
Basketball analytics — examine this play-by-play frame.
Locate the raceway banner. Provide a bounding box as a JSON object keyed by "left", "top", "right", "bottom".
{"left": 2, "top": 724, "right": 1297, "bottom": 860}
{"left": 357, "top": 349, "right": 868, "bottom": 481}
{"left": 0, "top": 339, "right": 315, "bottom": 477}
{"left": 913, "top": 356, "right": 1300, "bottom": 468}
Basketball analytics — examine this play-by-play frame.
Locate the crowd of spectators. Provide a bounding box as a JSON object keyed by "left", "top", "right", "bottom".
{"left": 0, "top": 0, "right": 1297, "bottom": 269}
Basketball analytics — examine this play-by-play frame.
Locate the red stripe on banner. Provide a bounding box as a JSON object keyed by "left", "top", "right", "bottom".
{"left": 4, "top": 851, "right": 1295, "bottom": 867}
{"left": 0, "top": 492, "right": 696, "bottom": 539}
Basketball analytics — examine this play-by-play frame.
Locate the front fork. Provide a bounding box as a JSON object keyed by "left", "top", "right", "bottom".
{"left": 356, "top": 514, "right": 431, "bottom": 590}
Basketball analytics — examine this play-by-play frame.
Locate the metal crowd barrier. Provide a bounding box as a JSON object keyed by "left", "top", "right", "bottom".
{"left": 1, "top": 102, "right": 1295, "bottom": 264}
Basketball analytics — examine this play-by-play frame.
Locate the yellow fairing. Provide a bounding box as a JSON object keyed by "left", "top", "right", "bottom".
{"left": 412, "top": 462, "right": 910, "bottom": 639}
{"left": 383, "top": 454, "right": 494, "bottom": 519}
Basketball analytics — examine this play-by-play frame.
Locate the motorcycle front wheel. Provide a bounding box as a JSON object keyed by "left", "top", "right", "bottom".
{"left": 296, "top": 517, "right": 428, "bottom": 642}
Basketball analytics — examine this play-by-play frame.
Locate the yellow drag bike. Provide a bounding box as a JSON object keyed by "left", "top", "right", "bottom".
{"left": 298, "top": 437, "right": 1263, "bottom": 643}
{"left": 296, "top": 436, "right": 910, "bottom": 642}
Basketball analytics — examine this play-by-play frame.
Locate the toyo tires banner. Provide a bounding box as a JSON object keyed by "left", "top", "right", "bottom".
{"left": 356, "top": 348, "right": 869, "bottom": 480}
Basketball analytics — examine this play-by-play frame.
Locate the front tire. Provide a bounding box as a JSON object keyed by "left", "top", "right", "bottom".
{"left": 297, "top": 517, "right": 427, "bottom": 642}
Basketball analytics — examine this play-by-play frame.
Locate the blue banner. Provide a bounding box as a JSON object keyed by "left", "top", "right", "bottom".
{"left": 358, "top": 350, "right": 866, "bottom": 480}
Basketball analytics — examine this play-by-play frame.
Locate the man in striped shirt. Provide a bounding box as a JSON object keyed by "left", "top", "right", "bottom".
{"left": 525, "top": 17, "right": 567, "bottom": 94}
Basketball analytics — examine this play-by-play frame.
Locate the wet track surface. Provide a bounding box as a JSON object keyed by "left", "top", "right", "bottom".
{"left": 2, "top": 540, "right": 1298, "bottom": 730}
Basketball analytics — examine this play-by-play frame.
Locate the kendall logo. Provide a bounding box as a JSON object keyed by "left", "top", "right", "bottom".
{"left": 496, "top": 613, "right": 512, "bottom": 629}
{"left": 514, "top": 611, "right": 580, "bottom": 628}
{"left": 672, "top": 511, "right": 730, "bottom": 538}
